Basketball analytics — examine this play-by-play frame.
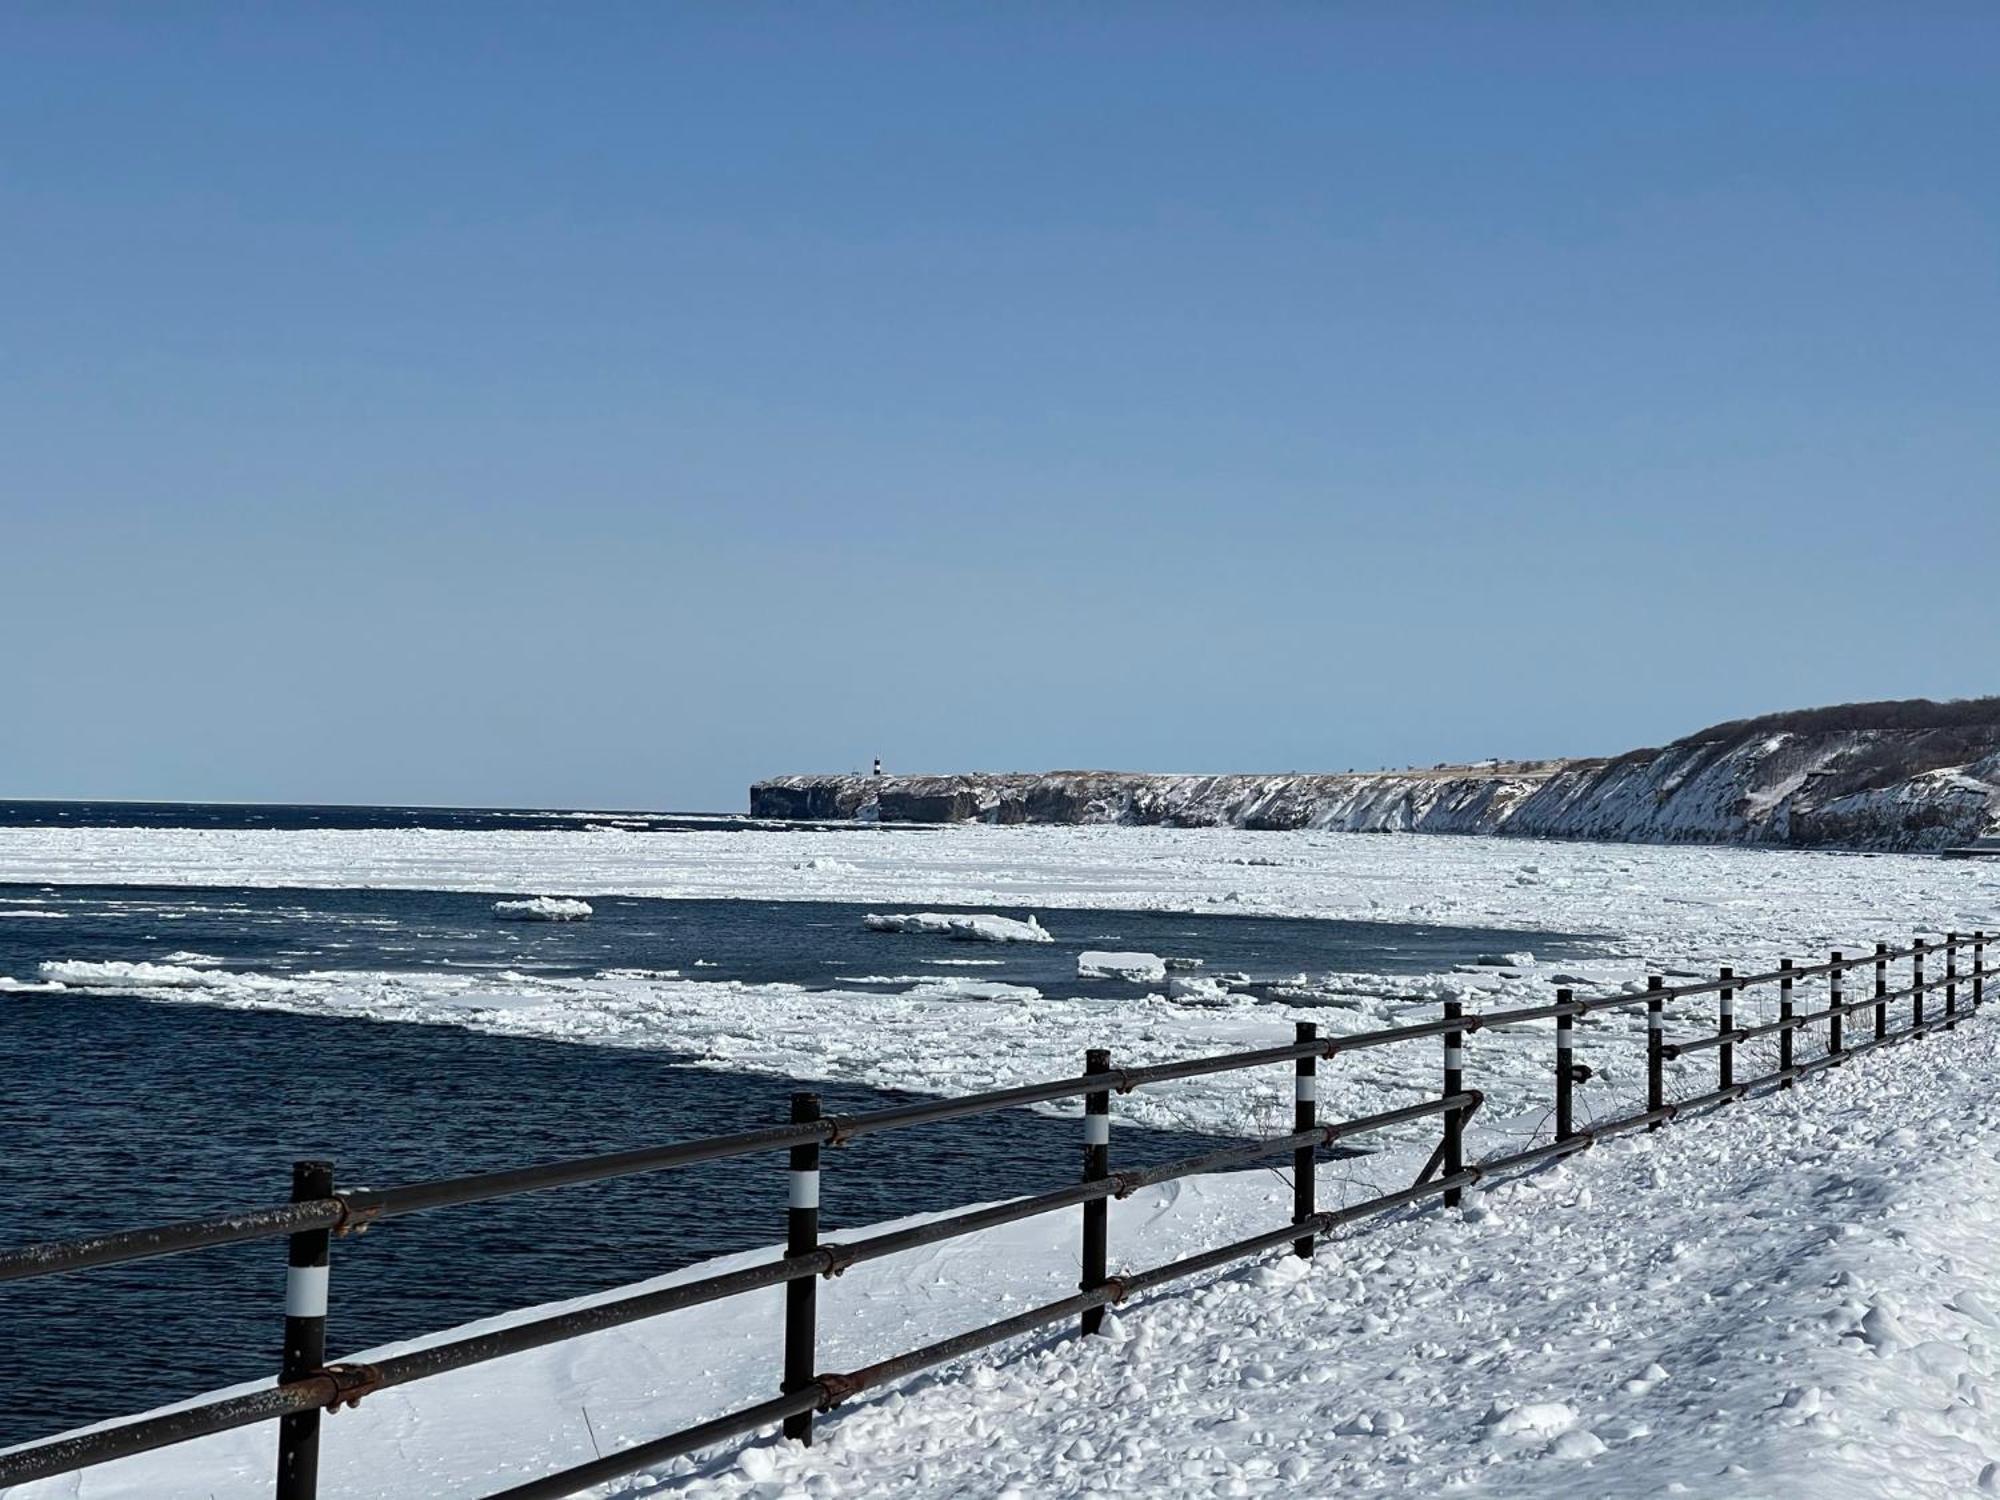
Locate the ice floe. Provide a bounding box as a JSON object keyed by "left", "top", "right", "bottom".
{"left": 864, "top": 911, "right": 1051, "bottom": 943}
{"left": 1078, "top": 950, "right": 1168, "bottom": 982}
{"left": 491, "top": 897, "right": 593, "bottom": 921}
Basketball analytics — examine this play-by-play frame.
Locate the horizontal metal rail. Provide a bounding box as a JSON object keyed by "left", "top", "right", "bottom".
{"left": 0, "top": 1202, "right": 349, "bottom": 1285}
{"left": 0, "top": 1366, "right": 371, "bottom": 1483}
{"left": 1664, "top": 973, "right": 1955, "bottom": 1057}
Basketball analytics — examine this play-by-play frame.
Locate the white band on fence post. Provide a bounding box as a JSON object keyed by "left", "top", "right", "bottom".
{"left": 1084, "top": 1114, "right": 1110, "bottom": 1146}
{"left": 1444, "top": 1047, "right": 1463, "bottom": 1069}
{"left": 789, "top": 1170, "right": 819, "bottom": 1210}
{"left": 1295, "top": 1074, "right": 1315, "bottom": 1102}
{"left": 285, "top": 1263, "right": 329, "bottom": 1319}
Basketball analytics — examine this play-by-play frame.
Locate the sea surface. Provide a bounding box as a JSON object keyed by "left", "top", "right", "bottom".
{"left": 0, "top": 802, "right": 1598, "bottom": 1450}
{"left": 0, "top": 798, "right": 907, "bottom": 834}
{"left": 0, "top": 883, "right": 1584, "bottom": 1002}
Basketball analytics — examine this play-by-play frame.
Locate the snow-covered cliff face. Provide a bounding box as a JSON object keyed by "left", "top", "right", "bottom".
{"left": 1501, "top": 733, "right": 2000, "bottom": 848}
{"left": 751, "top": 727, "right": 2000, "bottom": 850}
{"left": 749, "top": 768, "right": 1553, "bottom": 831}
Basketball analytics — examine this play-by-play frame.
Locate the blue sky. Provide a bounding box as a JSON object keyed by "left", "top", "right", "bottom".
{"left": 4, "top": 5, "right": 1995, "bottom": 811}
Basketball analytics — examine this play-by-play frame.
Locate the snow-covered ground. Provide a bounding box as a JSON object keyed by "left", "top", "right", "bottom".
{"left": 4, "top": 825, "right": 2000, "bottom": 1498}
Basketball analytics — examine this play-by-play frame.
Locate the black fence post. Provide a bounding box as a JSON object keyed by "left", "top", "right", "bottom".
{"left": 1977, "top": 932, "right": 1987, "bottom": 1011}
{"left": 1555, "top": 989, "right": 1575, "bottom": 1142}
{"left": 1914, "top": 938, "right": 1926, "bottom": 1029}
{"left": 782, "top": 1092, "right": 820, "bottom": 1444}
{"left": 1718, "top": 966, "right": 1734, "bottom": 1094}
{"left": 1828, "top": 952, "right": 1843, "bottom": 1061}
{"left": 1778, "top": 960, "right": 1795, "bottom": 1087}
{"left": 275, "top": 1159, "right": 333, "bottom": 1500}
{"left": 1646, "top": 977, "right": 1665, "bottom": 1127}
{"left": 1946, "top": 934, "right": 1959, "bottom": 1027}
{"left": 1080, "top": 1048, "right": 1111, "bottom": 1336}
{"left": 1293, "top": 1022, "right": 1317, "bottom": 1259}
{"left": 1875, "top": 942, "right": 1888, "bottom": 1041}
{"left": 1442, "top": 1000, "right": 1464, "bottom": 1208}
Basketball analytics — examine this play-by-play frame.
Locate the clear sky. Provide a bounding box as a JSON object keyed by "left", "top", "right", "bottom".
{"left": 4, "top": 5, "right": 1996, "bottom": 812}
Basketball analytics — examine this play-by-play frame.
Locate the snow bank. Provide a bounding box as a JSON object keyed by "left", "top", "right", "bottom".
{"left": 490, "top": 897, "right": 592, "bottom": 922}
{"left": 1078, "top": 950, "right": 1168, "bottom": 983}
{"left": 863, "top": 911, "right": 1051, "bottom": 943}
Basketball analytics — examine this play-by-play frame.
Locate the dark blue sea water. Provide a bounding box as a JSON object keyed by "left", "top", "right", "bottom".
{"left": 0, "top": 798, "right": 904, "bottom": 834}
{"left": 0, "top": 804, "right": 1599, "bottom": 1451}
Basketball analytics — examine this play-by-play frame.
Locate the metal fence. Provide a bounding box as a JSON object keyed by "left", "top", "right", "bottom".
{"left": 0, "top": 930, "right": 1984, "bottom": 1500}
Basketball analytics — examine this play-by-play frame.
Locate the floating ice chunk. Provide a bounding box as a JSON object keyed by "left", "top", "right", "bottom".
{"left": 1167, "top": 974, "right": 1238, "bottom": 1005}
{"left": 1079, "top": 951, "right": 1168, "bottom": 983}
{"left": 39, "top": 960, "right": 217, "bottom": 987}
{"left": 898, "top": 978, "right": 1042, "bottom": 1002}
{"left": 863, "top": 912, "right": 1052, "bottom": 943}
{"left": 492, "top": 898, "right": 593, "bottom": 922}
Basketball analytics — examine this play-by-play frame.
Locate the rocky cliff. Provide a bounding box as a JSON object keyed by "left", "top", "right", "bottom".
{"left": 751, "top": 700, "right": 2000, "bottom": 851}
